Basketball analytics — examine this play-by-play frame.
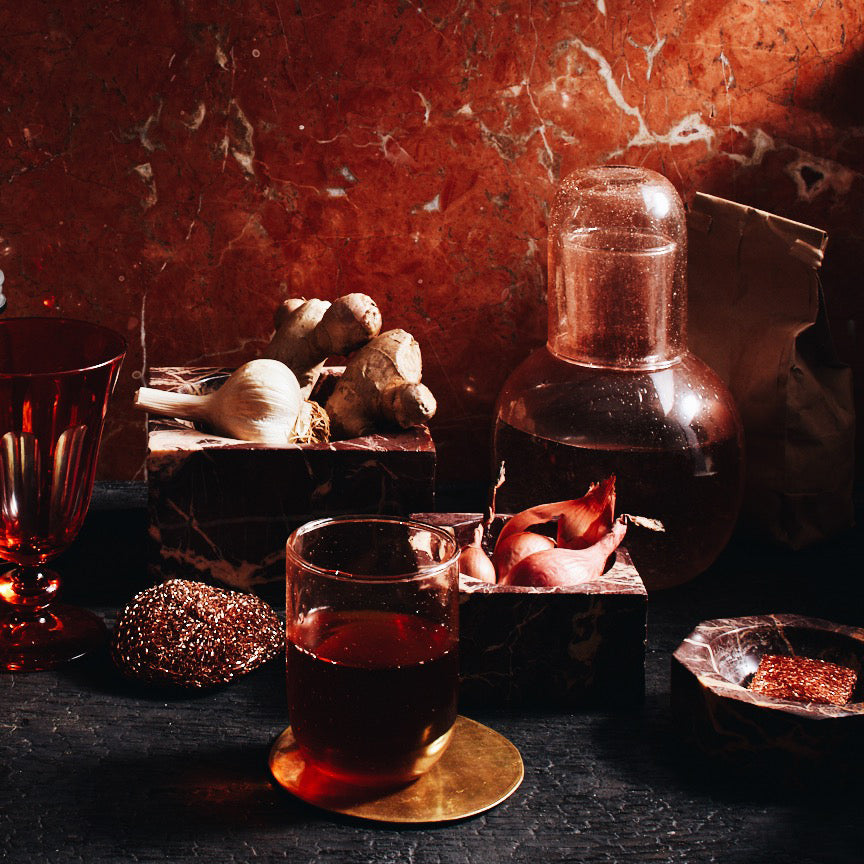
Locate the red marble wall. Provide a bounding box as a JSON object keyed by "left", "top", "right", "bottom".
{"left": 2, "top": 1, "right": 862, "bottom": 489}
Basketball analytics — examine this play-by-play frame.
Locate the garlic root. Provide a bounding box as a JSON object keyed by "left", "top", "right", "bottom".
{"left": 135, "top": 359, "right": 308, "bottom": 446}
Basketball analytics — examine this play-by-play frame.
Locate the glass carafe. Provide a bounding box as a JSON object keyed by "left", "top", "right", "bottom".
{"left": 493, "top": 166, "right": 744, "bottom": 590}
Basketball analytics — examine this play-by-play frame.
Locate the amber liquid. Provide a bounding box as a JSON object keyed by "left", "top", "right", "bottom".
{"left": 494, "top": 421, "right": 742, "bottom": 589}
{"left": 287, "top": 608, "right": 458, "bottom": 787}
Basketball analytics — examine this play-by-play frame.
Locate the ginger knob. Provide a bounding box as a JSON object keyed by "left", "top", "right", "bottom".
{"left": 325, "top": 329, "right": 437, "bottom": 439}
{"left": 263, "top": 293, "right": 382, "bottom": 397}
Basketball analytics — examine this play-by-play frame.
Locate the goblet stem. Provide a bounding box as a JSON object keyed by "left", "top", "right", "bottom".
{"left": 0, "top": 566, "right": 106, "bottom": 672}
{"left": 0, "top": 566, "right": 61, "bottom": 610}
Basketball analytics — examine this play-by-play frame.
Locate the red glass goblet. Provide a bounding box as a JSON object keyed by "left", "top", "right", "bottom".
{"left": 0, "top": 317, "right": 126, "bottom": 671}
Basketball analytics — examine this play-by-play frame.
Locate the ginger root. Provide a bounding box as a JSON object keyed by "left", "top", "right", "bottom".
{"left": 324, "top": 329, "right": 437, "bottom": 438}
{"left": 263, "top": 293, "right": 382, "bottom": 397}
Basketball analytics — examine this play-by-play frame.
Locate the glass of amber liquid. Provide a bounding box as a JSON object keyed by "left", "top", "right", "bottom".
{"left": 285, "top": 516, "right": 460, "bottom": 789}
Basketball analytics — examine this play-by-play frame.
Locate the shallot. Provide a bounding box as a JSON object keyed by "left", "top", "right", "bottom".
{"left": 459, "top": 523, "right": 496, "bottom": 584}
{"left": 492, "top": 530, "right": 556, "bottom": 585}
{"left": 500, "top": 519, "right": 628, "bottom": 588}
{"left": 493, "top": 476, "right": 616, "bottom": 552}
{"left": 492, "top": 475, "right": 621, "bottom": 586}
{"left": 460, "top": 471, "right": 655, "bottom": 589}
{"left": 555, "top": 475, "right": 616, "bottom": 549}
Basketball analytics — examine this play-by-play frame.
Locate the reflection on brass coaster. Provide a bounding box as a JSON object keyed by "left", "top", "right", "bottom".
{"left": 268, "top": 715, "right": 524, "bottom": 823}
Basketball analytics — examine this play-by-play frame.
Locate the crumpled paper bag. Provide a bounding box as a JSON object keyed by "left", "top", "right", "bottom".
{"left": 687, "top": 192, "right": 854, "bottom": 548}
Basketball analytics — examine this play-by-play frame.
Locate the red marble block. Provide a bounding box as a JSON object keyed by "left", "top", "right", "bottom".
{"left": 145, "top": 367, "right": 436, "bottom": 592}
{"left": 416, "top": 512, "right": 647, "bottom": 708}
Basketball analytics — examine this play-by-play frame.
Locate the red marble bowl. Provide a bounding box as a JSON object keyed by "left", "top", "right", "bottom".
{"left": 672, "top": 614, "right": 864, "bottom": 773}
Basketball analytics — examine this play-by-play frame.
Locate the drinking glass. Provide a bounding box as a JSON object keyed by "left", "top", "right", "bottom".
{"left": 285, "top": 516, "right": 460, "bottom": 789}
{"left": 0, "top": 317, "right": 126, "bottom": 671}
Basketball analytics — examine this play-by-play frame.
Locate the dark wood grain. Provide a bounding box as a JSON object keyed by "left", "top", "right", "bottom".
{"left": 2, "top": 485, "right": 862, "bottom": 864}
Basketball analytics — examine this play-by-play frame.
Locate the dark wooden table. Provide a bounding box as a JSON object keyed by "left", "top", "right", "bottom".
{"left": 2, "top": 484, "right": 862, "bottom": 863}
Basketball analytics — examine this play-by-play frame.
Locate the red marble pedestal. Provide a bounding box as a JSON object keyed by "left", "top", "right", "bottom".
{"left": 146, "top": 367, "right": 436, "bottom": 594}
{"left": 415, "top": 513, "right": 647, "bottom": 709}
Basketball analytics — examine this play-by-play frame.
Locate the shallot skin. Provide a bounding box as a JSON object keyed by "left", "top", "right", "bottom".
{"left": 501, "top": 520, "right": 628, "bottom": 588}
{"left": 494, "top": 476, "right": 617, "bottom": 553}
{"left": 494, "top": 499, "right": 574, "bottom": 552}
{"left": 459, "top": 544, "right": 497, "bottom": 584}
{"left": 459, "top": 522, "right": 496, "bottom": 583}
{"left": 556, "top": 475, "right": 616, "bottom": 549}
{"left": 492, "top": 531, "right": 556, "bottom": 585}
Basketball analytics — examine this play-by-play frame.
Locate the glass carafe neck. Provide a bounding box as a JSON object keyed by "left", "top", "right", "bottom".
{"left": 548, "top": 227, "right": 685, "bottom": 370}
{"left": 546, "top": 166, "right": 688, "bottom": 371}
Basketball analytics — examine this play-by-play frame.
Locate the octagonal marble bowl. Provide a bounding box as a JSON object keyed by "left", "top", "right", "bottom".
{"left": 671, "top": 613, "right": 864, "bottom": 772}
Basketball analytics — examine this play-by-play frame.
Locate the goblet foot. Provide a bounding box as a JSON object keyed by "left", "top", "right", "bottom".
{"left": 0, "top": 567, "right": 107, "bottom": 671}
{"left": 0, "top": 604, "right": 107, "bottom": 672}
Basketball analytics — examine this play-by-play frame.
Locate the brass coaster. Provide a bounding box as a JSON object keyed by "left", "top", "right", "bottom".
{"left": 268, "top": 715, "right": 524, "bottom": 823}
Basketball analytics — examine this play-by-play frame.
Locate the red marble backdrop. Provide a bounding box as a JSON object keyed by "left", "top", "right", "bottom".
{"left": 1, "top": 1, "right": 862, "bottom": 489}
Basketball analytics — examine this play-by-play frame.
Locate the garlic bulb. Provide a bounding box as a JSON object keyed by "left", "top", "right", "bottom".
{"left": 135, "top": 359, "right": 305, "bottom": 445}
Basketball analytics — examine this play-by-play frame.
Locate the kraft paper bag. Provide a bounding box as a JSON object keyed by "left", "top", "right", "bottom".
{"left": 687, "top": 192, "right": 855, "bottom": 549}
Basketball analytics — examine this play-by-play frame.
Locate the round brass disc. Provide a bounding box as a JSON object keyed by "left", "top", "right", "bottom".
{"left": 268, "top": 715, "right": 524, "bottom": 823}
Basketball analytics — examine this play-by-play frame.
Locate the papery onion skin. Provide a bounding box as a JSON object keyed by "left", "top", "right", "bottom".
{"left": 556, "top": 475, "right": 616, "bottom": 550}
{"left": 460, "top": 545, "right": 497, "bottom": 583}
{"left": 492, "top": 531, "right": 556, "bottom": 584}
{"left": 493, "top": 500, "right": 573, "bottom": 552}
{"left": 501, "top": 519, "right": 628, "bottom": 588}
{"left": 459, "top": 523, "right": 496, "bottom": 583}
{"left": 494, "top": 476, "right": 617, "bottom": 554}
